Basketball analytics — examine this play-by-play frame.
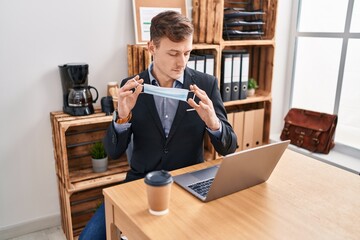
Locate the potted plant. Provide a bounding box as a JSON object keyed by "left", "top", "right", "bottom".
{"left": 247, "top": 78, "right": 258, "bottom": 97}
{"left": 90, "top": 141, "right": 108, "bottom": 173}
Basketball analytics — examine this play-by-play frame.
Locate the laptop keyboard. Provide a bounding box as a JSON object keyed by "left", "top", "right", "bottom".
{"left": 188, "top": 178, "right": 214, "bottom": 197}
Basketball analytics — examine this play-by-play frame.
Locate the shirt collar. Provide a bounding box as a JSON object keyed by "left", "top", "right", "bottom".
{"left": 148, "top": 63, "right": 184, "bottom": 87}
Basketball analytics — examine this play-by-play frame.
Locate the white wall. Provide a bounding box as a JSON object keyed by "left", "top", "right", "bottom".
{"left": 271, "top": 0, "right": 293, "bottom": 134}
{"left": 0, "top": 0, "right": 291, "bottom": 237}
{"left": 0, "top": 0, "right": 134, "bottom": 237}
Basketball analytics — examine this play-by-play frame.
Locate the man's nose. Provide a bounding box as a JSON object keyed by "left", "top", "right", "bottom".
{"left": 177, "top": 54, "right": 187, "bottom": 67}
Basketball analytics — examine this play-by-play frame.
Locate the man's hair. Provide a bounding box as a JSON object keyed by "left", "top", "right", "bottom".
{"left": 150, "top": 11, "right": 194, "bottom": 47}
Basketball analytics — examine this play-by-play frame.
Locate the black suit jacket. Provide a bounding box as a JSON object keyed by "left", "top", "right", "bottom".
{"left": 103, "top": 67, "right": 237, "bottom": 181}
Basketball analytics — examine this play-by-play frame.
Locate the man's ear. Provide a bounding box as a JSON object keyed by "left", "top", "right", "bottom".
{"left": 147, "top": 41, "right": 155, "bottom": 54}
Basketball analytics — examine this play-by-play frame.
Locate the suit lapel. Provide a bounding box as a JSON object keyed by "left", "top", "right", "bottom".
{"left": 139, "top": 71, "right": 166, "bottom": 139}
{"left": 166, "top": 69, "right": 196, "bottom": 143}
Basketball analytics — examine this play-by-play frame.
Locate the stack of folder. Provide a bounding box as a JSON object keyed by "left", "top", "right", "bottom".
{"left": 187, "top": 54, "right": 215, "bottom": 76}
{"left": 223, "top": 7, "right": 265, "bottom": 40}
{"left": 220, "top": 50, "right": 250, "bottom": 102}
{"left": 227, "top": 108, "right": 264, "bottom": 152}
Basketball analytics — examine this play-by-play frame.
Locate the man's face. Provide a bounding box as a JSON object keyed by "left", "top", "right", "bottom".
{"left": 149, "top": 36, "right": 193, "bottom": 84}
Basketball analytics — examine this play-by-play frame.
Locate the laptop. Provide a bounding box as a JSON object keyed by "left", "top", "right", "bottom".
{"left": 173, "top": 140, "right": 290, "bottom": 202}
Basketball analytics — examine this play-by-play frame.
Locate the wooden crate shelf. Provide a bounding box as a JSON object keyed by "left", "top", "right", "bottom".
{"left": 223, "top": 90, "right": 271, "bottom": 107}
{"left": 58, "top": 180, "right": 119, "bottom": 240}
{"left": 192, "top": 0, "right": 277, "bottom": 44}
{"left": 50, "top": 109, "right": 130, "bottom": 239}
{"left": 127, "top": 44, "right": 152, "bottom": 77}
{"left": 220, "top": 39, "right": 275, "bottom": 47}
{"left": 50, "top": 109, "right": 129, "bottom": 192}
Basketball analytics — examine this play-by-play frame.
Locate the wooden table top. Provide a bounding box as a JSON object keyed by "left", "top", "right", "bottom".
{"left": 103, "top": 149, "right": 360, "bottom": 240}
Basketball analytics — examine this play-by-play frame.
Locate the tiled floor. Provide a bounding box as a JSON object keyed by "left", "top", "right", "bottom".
{"left": 7, "top": 226, "right": 66, "bottom": 240}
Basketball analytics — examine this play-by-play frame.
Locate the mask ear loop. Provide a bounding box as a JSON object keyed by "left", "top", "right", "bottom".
{"left": 186, "top": 91, "right": 196, "bottom": 112}
{"left": 130, "top": 78, "right": 140, "bottom": 93}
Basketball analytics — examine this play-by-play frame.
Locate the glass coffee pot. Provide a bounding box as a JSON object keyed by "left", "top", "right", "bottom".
{"left": 68, "top": 86, "right": 98, "bottom": 107}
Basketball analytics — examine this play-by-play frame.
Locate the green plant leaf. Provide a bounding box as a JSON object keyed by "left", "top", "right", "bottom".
{"left": 248, "top": 78, "right": 258, "bottom": 89}
{"left": 90, "top": 142, "right": 107, "bottom": 159}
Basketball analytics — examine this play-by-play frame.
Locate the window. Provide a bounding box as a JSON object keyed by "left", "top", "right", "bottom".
{"left": 289, "top": 0, "right": 360, "bottom": 152}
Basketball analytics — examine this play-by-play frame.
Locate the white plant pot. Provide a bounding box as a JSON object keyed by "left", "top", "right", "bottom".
{"left": 247, "top": 88, "right": 255, "bottom": 97}
{"left": 92, "top": 157, "right": 108, "bottom": 173}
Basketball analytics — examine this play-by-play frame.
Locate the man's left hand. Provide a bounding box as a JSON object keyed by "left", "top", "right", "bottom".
{"left": 187, "top": 84, "right": 220, "bottom": 131}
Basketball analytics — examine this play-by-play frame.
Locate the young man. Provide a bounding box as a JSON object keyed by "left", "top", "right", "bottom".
{"left": 79, "top": 10, "right": 237, "bottom": 239}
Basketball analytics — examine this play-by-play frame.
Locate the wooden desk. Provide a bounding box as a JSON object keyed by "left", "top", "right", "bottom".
{"left": 103, "top": 149, "right": 360, "bottom": 240}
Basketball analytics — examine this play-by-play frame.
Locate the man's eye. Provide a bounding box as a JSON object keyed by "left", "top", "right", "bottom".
{"left": 169, "top": 52, "right": 178, "bottom": 56}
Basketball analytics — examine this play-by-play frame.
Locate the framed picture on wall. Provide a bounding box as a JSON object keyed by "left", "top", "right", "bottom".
{"left": 132, "top": 0, "right": 188, "bottom": 44}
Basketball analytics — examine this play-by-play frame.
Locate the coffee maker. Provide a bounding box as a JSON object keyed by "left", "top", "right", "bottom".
{"left": 59, "top": 63, "right": 99, "bottom": 116}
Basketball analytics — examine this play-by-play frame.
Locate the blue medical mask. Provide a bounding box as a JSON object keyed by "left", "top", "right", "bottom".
{"left": 143, "top": 83, "right": 190, "bottom": 102}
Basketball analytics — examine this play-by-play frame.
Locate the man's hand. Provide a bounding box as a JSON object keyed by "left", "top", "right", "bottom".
{"left": 117, "top": 75, "right": 144, "bottom": 118}
{"left": 187, "top": 84, "right": 220, "bottom": 131}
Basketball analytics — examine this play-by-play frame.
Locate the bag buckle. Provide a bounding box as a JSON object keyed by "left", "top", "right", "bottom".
{"left": 283, "top": 127, "right": 289, "bottom": 136}
{"left": 312, "top": 138, "right": 320, "bottom": 145}
{"left": 296, "top": 134, "right": 304, "bottom": 146}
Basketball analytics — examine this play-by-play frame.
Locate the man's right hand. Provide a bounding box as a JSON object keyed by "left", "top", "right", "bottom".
{"left": 117, "top": 75, "right": 144, "bottom": 118}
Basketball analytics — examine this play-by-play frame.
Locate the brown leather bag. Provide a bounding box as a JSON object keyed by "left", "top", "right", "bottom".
{"left": 280, "top": 108, "right": 338, "bottom": 154}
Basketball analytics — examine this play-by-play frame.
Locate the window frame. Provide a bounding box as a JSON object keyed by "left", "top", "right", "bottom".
{"left": 287, "top": 0, "right": 360, "bottom": 158}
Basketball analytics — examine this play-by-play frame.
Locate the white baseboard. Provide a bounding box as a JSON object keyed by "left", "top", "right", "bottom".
{"left": 0, "top": 214, "right": 61, "bottom": 240}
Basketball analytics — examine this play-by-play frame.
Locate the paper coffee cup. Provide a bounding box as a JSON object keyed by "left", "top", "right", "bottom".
{"left": 107, "top": 82, "right": 119, "bottom": 97}
{"left": 144, "top": 170, "right": 173, "bottom": 216}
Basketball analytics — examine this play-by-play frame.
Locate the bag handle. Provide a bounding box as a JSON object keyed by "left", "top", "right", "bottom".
{"left": 303, "top": 109, "right": 323, "bottom": 118}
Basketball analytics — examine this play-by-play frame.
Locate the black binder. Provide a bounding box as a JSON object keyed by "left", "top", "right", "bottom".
{"left": 240, "top": 52, "right": 250, "bottom": 99}
{"left": 203, "top": 54, "right": 215, "bottom": 76}
{"left": 187, "top": 55, "right": 196, "bottom": 70}
{"left": 195, "top": 55, "right": 205, "bottom": 73}
{"left": 221, "top": 53, "right": 232, "bottom": 102}
{"left": 194, "top": 54, "right": 215, "bottom": 75}
{"left": 231, "top": 53, "right": 241, "bottom": 100}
